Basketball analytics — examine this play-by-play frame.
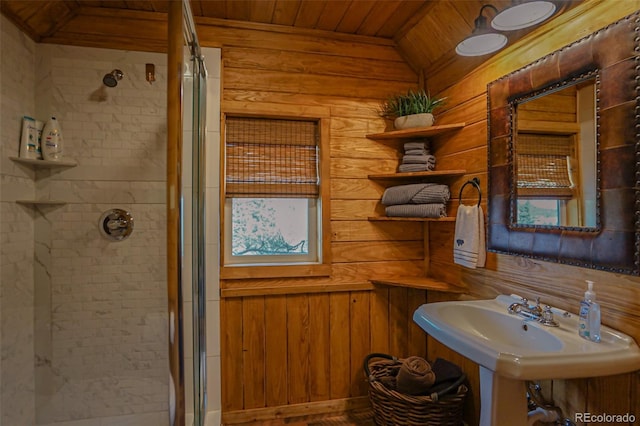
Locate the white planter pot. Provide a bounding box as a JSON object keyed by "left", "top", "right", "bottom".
{"left": 394, "top": 113, "right": 435, "bottom": 130}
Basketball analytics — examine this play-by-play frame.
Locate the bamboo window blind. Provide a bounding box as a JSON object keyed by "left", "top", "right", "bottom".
{"left": 225, "top": 117, "right": 319, "bottom": 198}
{"left": 516, "top": 133, "right": 575, "bottom": 198}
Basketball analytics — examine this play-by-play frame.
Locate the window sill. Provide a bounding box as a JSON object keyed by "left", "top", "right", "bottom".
{"left": 220, "top": 263, "right": 331, "bottom": 280}
{"left": 220, "top": 280, "right": 373, "bottom": 298}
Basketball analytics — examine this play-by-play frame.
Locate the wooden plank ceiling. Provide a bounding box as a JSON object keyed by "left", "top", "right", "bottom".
{"left": 1, "top": 0, "right": 581, "bottom": 84}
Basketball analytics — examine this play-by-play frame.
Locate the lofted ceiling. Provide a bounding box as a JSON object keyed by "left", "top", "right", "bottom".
{"left": 1, "top": 0, "right": 581, "bottom": 81}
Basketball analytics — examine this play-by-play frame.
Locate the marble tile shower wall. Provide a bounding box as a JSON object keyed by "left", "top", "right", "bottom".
{"left": 2, "top": 38, "right": 169, "bottom": 425}
{"left": 1, "top": 15, "right": 38, "bottom": 426}
{"left": 37, "top": 45, "right": 169, "bottom": 425}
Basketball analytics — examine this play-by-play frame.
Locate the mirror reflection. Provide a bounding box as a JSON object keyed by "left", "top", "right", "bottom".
{"left": 513, "top": 77, "right": 598, "bottom": 228}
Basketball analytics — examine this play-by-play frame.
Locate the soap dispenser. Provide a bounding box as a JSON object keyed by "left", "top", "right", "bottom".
{"left": 578, "top": 280, "right": 601, "bottom": 342}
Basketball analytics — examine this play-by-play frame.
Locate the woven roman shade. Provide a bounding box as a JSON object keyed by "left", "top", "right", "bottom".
{"left": 225, "top": 117, "right": 319, "bottom": 198}
{"left": 516, "top": 133, "right": 575, "bottom": 198}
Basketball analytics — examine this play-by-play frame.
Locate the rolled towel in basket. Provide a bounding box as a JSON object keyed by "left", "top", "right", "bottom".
{"left": 396, "top": 356, "right": 436, "bottom": 395}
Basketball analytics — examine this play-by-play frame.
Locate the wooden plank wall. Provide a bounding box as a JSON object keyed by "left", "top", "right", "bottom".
{"left": 197, "top": 21, "right": 440, "bottom": 423}
{"left": 424, "top": 1, "right": 640, "bottom": 422}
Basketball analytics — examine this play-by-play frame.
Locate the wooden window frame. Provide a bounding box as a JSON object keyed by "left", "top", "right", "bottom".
{"left": 220, "top": 103, "right": 331, "bottom": 280}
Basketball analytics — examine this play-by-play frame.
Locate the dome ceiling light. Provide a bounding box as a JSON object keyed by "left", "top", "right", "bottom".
{"left": 491, "top": 0, "right": 557, "bottom": 31}
{"left": 456, "top": 1, "right": 557, "bottom": 57}
{"left": 456, "top": 5, "right": 508, "bottom": 57}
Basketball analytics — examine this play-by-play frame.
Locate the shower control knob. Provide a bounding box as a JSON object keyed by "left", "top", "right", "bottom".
{"left": 99, "top": 208, "right": 134, "bottom": 241}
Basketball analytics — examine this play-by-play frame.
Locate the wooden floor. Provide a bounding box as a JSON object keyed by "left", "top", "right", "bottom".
{"left": 231, "top": 409, "right": 375, "bottom": 425}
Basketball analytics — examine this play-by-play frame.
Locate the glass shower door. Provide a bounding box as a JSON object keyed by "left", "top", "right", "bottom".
{"left": 168, "top": 1, "right": 207, "bottom": 425}
{"left": 182, "top": 2, "right": 207, "bottom": 425}
{"left": 184, "top": 40, "right": 207, "bottom": 426}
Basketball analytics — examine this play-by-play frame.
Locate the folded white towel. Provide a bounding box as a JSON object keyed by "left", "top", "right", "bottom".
{"left": 453, "top": 204, "right": 486, "bottom": 269}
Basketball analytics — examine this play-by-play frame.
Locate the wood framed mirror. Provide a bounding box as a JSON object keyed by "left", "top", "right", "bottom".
{"left": 487, "top": 11, "right": 640, "bottom": 275}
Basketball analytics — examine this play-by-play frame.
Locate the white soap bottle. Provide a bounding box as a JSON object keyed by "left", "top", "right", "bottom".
{"left": 41, "top": 116, "right": 64, "bottom": 161}
{"left": 578, "top": 280, "right": 601, "bottom": 342}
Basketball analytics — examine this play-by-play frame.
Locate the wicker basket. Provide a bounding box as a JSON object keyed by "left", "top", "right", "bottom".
{"left": 364, "top": 353, "right": 467, "bottom": 426}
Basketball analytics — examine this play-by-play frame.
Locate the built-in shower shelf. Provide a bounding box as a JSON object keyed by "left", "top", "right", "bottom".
{"left": 10, "top": 157, "right": 75, "bottom": 207}
{"left": 9, "top": 156, "right": 77, "bottom": 168}
{"left": 16, "top": 200, "right": 67, "bottom": 206}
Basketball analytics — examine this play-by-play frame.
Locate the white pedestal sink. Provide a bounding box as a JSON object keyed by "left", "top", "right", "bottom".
{"left": 413, "top": 295, "right": 640, "bottom": 426}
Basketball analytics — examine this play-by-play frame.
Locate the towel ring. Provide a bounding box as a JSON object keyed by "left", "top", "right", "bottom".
{"left": 458, "top": 178, "right": 481, "bottom": 207}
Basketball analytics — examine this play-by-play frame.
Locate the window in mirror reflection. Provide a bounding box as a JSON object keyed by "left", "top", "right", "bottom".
{"left": 517, "top": 199, "right": 560, "bottom": 226}
{"left": 514, "top": 78, "right": 597, "bottom": 228}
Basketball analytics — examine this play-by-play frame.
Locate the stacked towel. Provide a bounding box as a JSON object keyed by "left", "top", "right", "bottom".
{"left": 385, "top": 204, "right": 446, "bottom": 218}
{"left": 453, "top": 204, "right": 486, "bottom": 268}
{"left": 381, "top": 183, "right": 450, "bottom": 219}
{"left": 398, "top": 141, "right": 436, "bottom": 172}
{"left": 382, "top": 183, "right": 450, "bottom": 205}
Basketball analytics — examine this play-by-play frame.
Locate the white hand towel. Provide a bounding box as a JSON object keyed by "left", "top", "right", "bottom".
{"left": 453, "top": 204, "right": 486, "bottom": 269}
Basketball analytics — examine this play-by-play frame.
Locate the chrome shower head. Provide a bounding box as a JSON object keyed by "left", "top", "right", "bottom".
{"left": 103, "top": 69, "right": 124, "bottom": 87}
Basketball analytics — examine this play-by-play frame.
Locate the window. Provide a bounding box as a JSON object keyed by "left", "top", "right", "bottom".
{"left": 225, "top": 198, "right": 317, "bottom": 263}
{"left": 515, "top": 131, "right": 596, "bottom": 227}
{"left": 517, "top": 199, "right": 561, "bottom": 226}
{"left": 222, "top": 115, "right": 330, "bottom": 278}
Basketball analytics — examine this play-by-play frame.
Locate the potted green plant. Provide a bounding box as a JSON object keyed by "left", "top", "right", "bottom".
{"left": 380, "top": 89, "right": 446, "bottom": 130}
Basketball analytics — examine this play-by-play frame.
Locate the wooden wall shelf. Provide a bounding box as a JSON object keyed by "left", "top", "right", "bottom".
{"left": 365, "top": 125, "right": 467, "bottom": 224}
{"left": 368, "top": 169, "right": 466, "bottom": 180}
{"left": 371, "top": 276, "right": 466, "bottom": 293}
{"left": 366, "top": 123, "right": 465, "bottom": 141}
{"left": 365, "top": 122, "right": 467, "bottom": 288}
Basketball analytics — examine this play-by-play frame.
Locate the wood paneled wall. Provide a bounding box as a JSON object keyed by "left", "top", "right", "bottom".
{"left": 206, "top": 22, "right": 440, "bottom": 423}
{"left": 427, "top": 0, "right": 640, "bottom": 421}
{"left": 205, "top": 2, "right": 640, "bottom": 423}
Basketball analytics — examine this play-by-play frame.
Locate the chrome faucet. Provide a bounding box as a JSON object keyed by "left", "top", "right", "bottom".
{"left": 508, "top": 297, "right": 559, "bottom": 327}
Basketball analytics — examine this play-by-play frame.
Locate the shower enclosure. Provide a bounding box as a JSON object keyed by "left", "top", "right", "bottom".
{"left": 0, "top": 0, "right": 215, "bottom": 425}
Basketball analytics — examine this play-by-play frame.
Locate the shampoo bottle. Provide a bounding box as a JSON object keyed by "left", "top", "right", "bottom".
{"left": 19, "top": 116, "right": 42, "bottom": 159}
{"left": 41, "top": 116, "right": 64, "bottom": 161}
{"left": 578, "top": 280, "right": 601, "bottom": 342}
